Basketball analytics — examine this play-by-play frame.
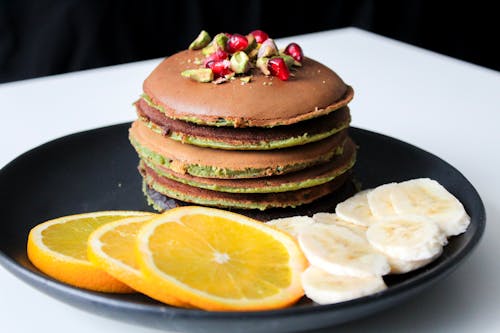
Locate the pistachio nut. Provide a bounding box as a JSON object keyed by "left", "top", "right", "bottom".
{"left": 244, "top": 33, "right": 257, "bottom": 53}
{"left": 257, "top": 38, "right": 278, "bottom": 58}
{"left": 230, "top": 51, "right": 250, "bottom": 74}
{"left": 256, "top": 57, "right": 271, "bottom": 75}
{"left": 181, "top": 68, "right": 214, "bottom": 83}
{"left": 276, "top": 54, "right": 295, "bottom": 68}
{"left": 240, "top": 76, "right": 252, "bottom": 83}
{"left": 189, "top": 30, "right": 211, "bottom": 50}
{"left": 202, "top": 33, "right": 229, "bottom": 56}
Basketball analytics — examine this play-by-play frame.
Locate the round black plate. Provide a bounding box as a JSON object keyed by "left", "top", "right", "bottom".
{"left": 0, "top": 123, "right": 485, "bottom": 333}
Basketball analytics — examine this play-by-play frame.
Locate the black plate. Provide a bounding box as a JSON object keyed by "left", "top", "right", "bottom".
{"left": 0, "top": 123, "right": 485, "bottom": 333}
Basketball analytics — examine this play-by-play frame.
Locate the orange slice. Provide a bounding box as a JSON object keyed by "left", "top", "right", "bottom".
{"left": 136, "top": 206, "right": 308, "bottom": 311}
{"left": 87, "top": 215, "right": 187, "bottom": 307}
{"left": 27, "top": 211, "right": 151, "bottom": 293}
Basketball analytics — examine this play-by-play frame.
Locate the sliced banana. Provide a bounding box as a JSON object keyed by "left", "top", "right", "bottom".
{"left": 366, "top": 215, "right": 447, "bottom": 261}
{"left": 387, "top": 249, "right": 442, "bottom": 274}
{"left": 312, "top": 212, "right": 367, "bottom": 237}
{"left": 265, "top": 216, "right": 315, "bottom": 238}
{"left": 301, "top": 266, "right": 387, "bottom": 304}
{"left": 367, "top": 183, "right": 399, "bottom": 217}
{"left": 390, "top": 178, "right": 470, "bottom": 236}
{"left": 335, "top": 190, "right": 378, "bottom": 227}
{"left": 298, "top": 224, "right": 390, "bottom": 277}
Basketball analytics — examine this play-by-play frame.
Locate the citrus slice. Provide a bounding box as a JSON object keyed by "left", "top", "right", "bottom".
{"left": 87, "top": 215, "right": 187, "bottom": 307}
{"left": 27, "top": 211, "right": 151, "bottom": 293}
{"left": 136, "top": 206, "right": 308, "bottom": 311}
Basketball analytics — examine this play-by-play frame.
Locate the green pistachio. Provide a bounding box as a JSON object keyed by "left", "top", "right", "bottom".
{"left": 275, "top": 54, "right": 295, "bottom": 68}
{"left": 214, "top": 33, "right": 228, "bottom": 49}
{"left": 189, "top": 30, "right": 211, "bottom": 50}
{"left": 244, "top": 34, "right": 257, "bottom": 53}
{"left": 256, "top": 57, "right": 270, "bottom": 75}
{"left": 181, "top": 68, "right": 214, "bottom": 83}
{"left": 257, "top": 38, "right": 278, "bottom": 58}
{"left": 230, "top": 51, "right": 250, "bottom": 74}
{"left": 247, "top": 46, "right": 260, "bottom": 59}
{"left": 202, "top": 33, "right": 228, "bottom": 55}
{"left": 240, "top": 76, "right": 252, "bottom": 83}
{"left": 202, "top": 42, "right": 217, "bottom": 56}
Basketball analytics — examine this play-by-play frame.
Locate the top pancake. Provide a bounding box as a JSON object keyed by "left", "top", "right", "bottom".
{"left": 143, "top": 49, "right": 354, "bottom": 127}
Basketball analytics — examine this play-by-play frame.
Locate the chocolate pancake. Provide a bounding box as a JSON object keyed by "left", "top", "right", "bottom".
{"left": 136, "top": 98, "right": 351, "bottom": 150}
{"left": 140, "top": 138, "right": 356, "bottom": 193}
{"left": 143, "top": 49, "right": 354, "bottom": 127}
{"left": 140, "top": 163, "right": 352, "bottom": 210}
{"left": 129, "top": 120, "right": 347, "bottom": 179}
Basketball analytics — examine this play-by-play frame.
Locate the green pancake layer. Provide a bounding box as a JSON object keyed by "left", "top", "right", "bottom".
{"left": 129, "top": 135, "right": 345, "bottom": 179}
{"left": 140, "top": 166, "right": 351, "bottom": 211}
{"left": 139, "top": 139, "right": 356, "bottom": 193}
{"left": 141, "top": 117, "right": 349, "bottom": 150}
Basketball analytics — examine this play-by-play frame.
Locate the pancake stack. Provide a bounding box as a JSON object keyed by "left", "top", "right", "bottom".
{"left": 129, "top": 31, "right": 356, "bottom": 213}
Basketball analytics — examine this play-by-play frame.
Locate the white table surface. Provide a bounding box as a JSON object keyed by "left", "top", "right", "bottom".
{"left": 0, "top": 27, "right": 499, "bottom": 333}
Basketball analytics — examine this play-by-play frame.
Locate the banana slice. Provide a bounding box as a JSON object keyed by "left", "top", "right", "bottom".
{"left": 367, "top": 183, "right": 399, "bottom": 217}
{"left": 301, "top": 266, "right": 387, "bottom": 304}
{"left": 366, "top": 215, "right": 447, "bottom": 261}
{"left": 312, "top": 212, "right": 367, "bottom": 237}
{"left": 390, "top": 178, "right": 470, "bottom": 236}
{"left": 298, "top": 224, "right": 390, "bottom": 277}
{"left": 335, "top": 190, "right": 379, "bottom": 227}
{"left": 387, "top": 249, "right": 442, "bottom": 274}
{"left": 266, "top": 216, "right": 315, "bottom": 238}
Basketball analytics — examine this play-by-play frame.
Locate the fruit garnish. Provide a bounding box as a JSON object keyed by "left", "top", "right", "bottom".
{"left": 284, "top": 42, "right": 304, "bottom": 63}
{"left": 366, "top": 216, "right": 447, "bottom": 261}
{"left": 184, "top": 30, "right": 304, "bottom": 83}
{"left": 206, "top": 60, "right": 232, "bottom": 77}
{"left": 87, "top": 215, "right": 188, "bottom": 307}
{"left": 27, "top": 211, "right": 152, "bottom": 292}
{"left": 136, "top": 206, "right": 307, "bottom": 311}
{"left": 268, "top": 57, "right": 290, "bottom": 81}
{"left": 301, "top": 266, "right": 387, "bottom": 304}
{"left": 250, "top": 29, "right": 269, "bottom": 43}
{"left": 226, "top": 33, "right": 249, "bottom": 53}
{"left": 203, "top": 49, "right": 228, "bottom": 67}
{"left": 266, "top": 178, "right": 470, "bottom": 304}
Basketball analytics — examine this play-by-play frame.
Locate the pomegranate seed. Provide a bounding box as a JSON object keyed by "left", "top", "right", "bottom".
{"left": 250, "top": 30, "right": 269, "bottom": 43}
{"left": 207, "top": 59, "right": 232, "bottom": 77}
{"left": 226, "top": 34, "right": 248, "bottom": 53}
{"left": 268, "top": 58, "right": 290, "bottom": 81}
{"left": 284, "top": 43, "right": 303, "bottom": 62}
{"left": 203, "top": 49, "right": 228, "bottom": 67}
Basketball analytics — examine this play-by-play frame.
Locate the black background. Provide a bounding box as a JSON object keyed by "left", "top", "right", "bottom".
{"left": 0, "top": 0, "right": 497, "bottom": 83}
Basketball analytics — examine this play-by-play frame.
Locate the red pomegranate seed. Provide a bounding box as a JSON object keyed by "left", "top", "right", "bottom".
{"left": 204, "top": 49, "right": 228, "bottom": 67}
{"left": 268, "top": 58, "right": 290, "bottom": 81}
{"left": 226, "top": 34, "right": 248, "bottom": 53}
{"left": 284, "top": 43, "right": 303, "bottom": 62}
{"left": 207, "top": 59, "right": 232, "bottom": 77}
{"left": 250, "top": 30, "right": 269, "bottom": 43}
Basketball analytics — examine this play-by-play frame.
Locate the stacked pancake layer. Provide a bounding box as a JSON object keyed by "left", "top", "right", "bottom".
{"left": 129, "top": 49, "right": 356, "bottom": 211}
